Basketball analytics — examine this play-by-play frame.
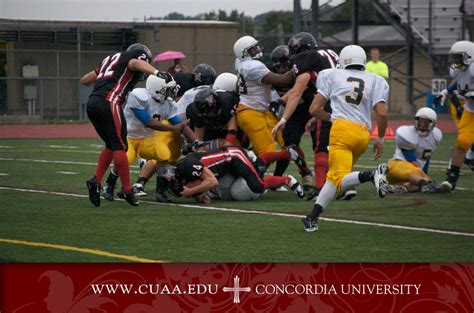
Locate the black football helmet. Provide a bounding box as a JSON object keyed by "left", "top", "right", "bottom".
{"left": 126, "top": 43, "right": 153, "bottom": 63}
{"left": 192, "top": 64, "right": 217, "bottom": 87}
{"left": 193, "top": 87, "right": 219, "bottom": 120}
{"left": 270, "top": 45, "right": 291, "bottom": 73}
{"left": 287, "top": 32, "right": 318, "bottom": 56}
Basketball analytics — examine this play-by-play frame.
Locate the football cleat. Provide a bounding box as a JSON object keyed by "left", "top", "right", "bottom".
{"left": 102, "top": 183, "right": 115, "bottom": 201}
{"left": 437, "top": 181, "right": 453, "bottom": 193}
{"left": 155, "top": 190, "right": 171, "bottom": 203}
{"left": 302, "top": 217, "right": 318, "bottom": 232}
{"left": 373, "top": 163, "right": 389, "bottom": 198}
{"left": 287, "top": 145, "right": 306, "bottom": 168}
{"left": 102, "top": 172, "right": 118, "bottom": 201}
{"left": 387, "top": 185, "right": 408, "bottom": 194}
{"left": 336, "top": 189, "right": 357, "bottom": 200}
{"left": 86, "top": 176, "right": 101, "bottom": 207}
{"left": 464, "top": 158, "right": 474, "bottom": 171}
{"left": 117, "top": 189, "right": 139, "bottom": 206}
{"left": 271, "top": 186, "right": 289, "bottom": 192}
{"left": 132, "top": 183, "right": 147, "bottom": 197}
{"left": 194, "top": 193, "right": 211, "bottom": 204}
{"left": 288, "top": 175, "right": 305, "bottom": 198}
{"left": 306, "top": 188, "right": 321, "bottom": 201}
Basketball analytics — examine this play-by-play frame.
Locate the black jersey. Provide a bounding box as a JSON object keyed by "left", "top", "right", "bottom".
{"left": 292, "top": 49, "right": 338, "bottom": 113}
{"left": 176, "top": 146, "right": 252, "bottom": 182}
{"left": 186, "top": 90, "right": 239, "bottom": 129}
{"left": 89, "top": 50, "right": 148, "bottom": 106}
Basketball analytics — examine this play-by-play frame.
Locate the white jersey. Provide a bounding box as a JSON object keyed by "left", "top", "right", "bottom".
{"left": 236, "top": 59, "right": 271, "bottom": 112}
{"left": 392, "top": 125, "right": 442, "bottom": 171}
{"left": 124, "top": 88, "right": 178, "bottom": 139}
{"left": 317, "top": 68, "right": 389, "bottom": 130}
{"left": 175, "top": 85, "right": 211, "bottom": 119}
{"left": 450, "top": 63, "right": 474, "bottom": 113}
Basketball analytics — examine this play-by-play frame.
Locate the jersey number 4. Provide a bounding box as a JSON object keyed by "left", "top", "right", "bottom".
{"left": 345, "top": 77, "right": 365, "bottom": 105}
{"left": 97, "top": 53, "right": 121, "bottom": 79}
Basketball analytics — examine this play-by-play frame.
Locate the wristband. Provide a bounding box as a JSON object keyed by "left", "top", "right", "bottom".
{"left": 376, "top": 137, "right": 385, "bottom": 143}
{"left": 280, "top": 117, "right": 288, "bottom": 123}
{"left": 153, "top": 69, "right": 159, "bottom": 76}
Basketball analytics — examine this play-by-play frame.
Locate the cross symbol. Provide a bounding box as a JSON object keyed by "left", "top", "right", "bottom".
{"left": 222, "top": 275, "right": 251, "bottom": 304}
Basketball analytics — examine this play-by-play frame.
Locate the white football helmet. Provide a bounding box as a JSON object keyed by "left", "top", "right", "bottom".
{"left": 449, "top": 40, "right": 474, "bottom": 70}
{"left": 146, "top": 75, "right": 177, "bottom": 102}
{"left": 414, "top": 107, "right": 437, "bottom": 137}
{"left": 339, "top": 45, "right": 367, "bottom": 70}
{"left": 213, "top": 72, "right": 238, "bottom": 91}
{"left": 233, "top": 36, "right": 263, "bottom": 61}
{"left": 230, "top": 177, "right": 261, "bottom": 201}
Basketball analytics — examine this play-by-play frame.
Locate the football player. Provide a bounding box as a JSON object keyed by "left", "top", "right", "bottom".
{"left": 82, "top": 43, "right": 165, "bottom": 207}
{"left": 271, "top": 33, "right": 340, "bottom": 201}
{"left": 302, "top": 45, "right": 390, "bottom": 232}
{"left": 386, "top": 108, "right": 451, "bottom": 193}
{"left": 441, "top": 41, "right": 474, "bottom": 189}
{"left": 268, "top": 44, "right": 315, "bottom": 192}
{"left": 101, "top": 74, "right": 198, "bottom": 203}
{"left": 135, "top": 63, "right": 218, "bottom": 195}
{"left": 233, "top": 35, "right": 295, "bottom": 157}
{"left": 158, "top": 145, "right": 304, "bottom": 202}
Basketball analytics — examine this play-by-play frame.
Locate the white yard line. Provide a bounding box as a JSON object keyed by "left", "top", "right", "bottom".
{"left": 57, "top": 171, "right": 78, "bottom": 175}
{"left": 0, "top": 173, "right": 9, "bottom": 176}
{"left": 45, "top": 145, "right": 79, "bottom": 149}
{"left": 0, "top": 186, "right": 473, "bottom": 238}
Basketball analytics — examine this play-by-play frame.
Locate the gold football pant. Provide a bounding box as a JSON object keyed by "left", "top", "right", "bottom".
{"left": 326, "top": 119, "right": 370, "bottom": 191}
{"left": 236, "top": 105, "right": 284, "bottom": 156}
{"left": 387, "top": 160, "right": 428, "bottom": 185}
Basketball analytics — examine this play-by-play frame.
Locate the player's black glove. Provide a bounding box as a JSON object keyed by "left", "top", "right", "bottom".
{"left": 181, "top": 140, "right": 209, "bottom": 155}
{"left": 269, "top": 99, "right": 285, "bottom": 117}
{"left": 156, "top": 70, "right": 173, "bottom": 82}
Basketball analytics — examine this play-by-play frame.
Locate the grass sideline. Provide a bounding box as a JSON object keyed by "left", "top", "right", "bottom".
{"left": 0, "top": 135, "right": 473, "bottom": 262}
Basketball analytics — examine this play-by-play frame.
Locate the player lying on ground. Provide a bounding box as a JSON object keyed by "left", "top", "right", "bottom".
{"left": 386, "top": 107, "right": 451, "bottom": 193}
{"left": 156, "top": 145, "right": 305, "bottom": 204}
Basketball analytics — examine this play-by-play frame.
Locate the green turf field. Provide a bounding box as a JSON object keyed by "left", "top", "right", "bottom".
{"left": 0, "top": 134, "right": 473, "bottom": 262}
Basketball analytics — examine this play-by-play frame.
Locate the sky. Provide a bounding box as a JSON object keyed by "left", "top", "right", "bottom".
{"left": 0, "top": 0, "right": 322, "bottom": 21}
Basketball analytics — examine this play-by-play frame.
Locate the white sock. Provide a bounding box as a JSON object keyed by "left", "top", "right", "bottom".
{"left": 315, "top": 181, "right": 337, "bottom": 208}
{"left": 341, "top": 172, "right": 361, "bottom": 192}
{"left": 466, "top": 148, "right": 474, "bottom": 160}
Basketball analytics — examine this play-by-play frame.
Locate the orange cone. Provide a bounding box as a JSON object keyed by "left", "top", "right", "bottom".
{"left": 370, "top": 125, "right": 395, "bottom": 139}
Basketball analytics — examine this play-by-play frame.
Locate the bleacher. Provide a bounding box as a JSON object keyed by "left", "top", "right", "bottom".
{"left": 382, "top": 0, "right": 463, "bottom": 55}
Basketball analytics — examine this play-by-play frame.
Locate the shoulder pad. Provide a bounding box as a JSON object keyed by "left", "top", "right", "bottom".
{"left": 132, "top": 88, "right": 150, "bottom": 103}
{"left": 396, "top": 126, "right": 419, "bottom": 147}
{"left": 432, "top": 127, "right": 443, "bottom": 142}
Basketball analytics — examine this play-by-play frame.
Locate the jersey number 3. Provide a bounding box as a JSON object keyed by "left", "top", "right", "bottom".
{"left": 345, "top": 77, "right": 365, "bottom": 106}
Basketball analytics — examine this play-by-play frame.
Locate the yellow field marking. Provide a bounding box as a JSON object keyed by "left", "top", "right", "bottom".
{"left": 0, "top": 238, "right": 163, "bottom": 263}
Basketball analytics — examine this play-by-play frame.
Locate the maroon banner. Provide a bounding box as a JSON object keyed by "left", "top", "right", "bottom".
{"left": 1, "top": 263, "right": 473, "bottom": 312}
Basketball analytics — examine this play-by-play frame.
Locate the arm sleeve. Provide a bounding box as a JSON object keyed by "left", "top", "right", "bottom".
{"left": 423, "top": 157, "right": 431, "bottom": 174}
{"left": 242, "top": 61, "right": 270, "bottom": 82}
{"left": 401, "top": 149, "right": 417, "bottom": 162}
{"left": 131, "top": 108, "right": 151, "bottom": 125}
{"left": 316, "top": 70, "right": 331, "bottom": 99}
{"left": 168, "top": 115, "right": 182, "bottom": 125}
{"left": 447, "top": 82, "right": 457, "bottom": 93}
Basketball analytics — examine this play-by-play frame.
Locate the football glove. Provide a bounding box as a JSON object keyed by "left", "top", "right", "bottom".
{"left": 433, "top": 89, "right": 448, "bottom": 108}
{"left": 181, "top": 140, "right": 209, "bottom": 155}
{"left": 269, "top": 99, "right": 285, "bottom": 117}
